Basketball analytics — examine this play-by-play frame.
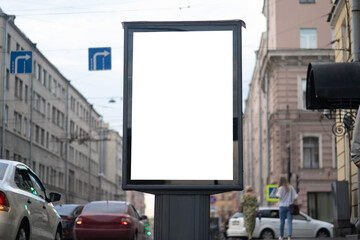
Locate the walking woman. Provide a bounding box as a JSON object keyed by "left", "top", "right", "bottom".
{"left": 276, "top": 176, "right": 298, "bottom": 240}
{"left": 241, "top": 186, "right": 259, "bottom": 240}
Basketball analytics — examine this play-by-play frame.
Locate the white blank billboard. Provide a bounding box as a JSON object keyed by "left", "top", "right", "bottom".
{"left": 130, "top": 31, "right": 233, "bottom": 180}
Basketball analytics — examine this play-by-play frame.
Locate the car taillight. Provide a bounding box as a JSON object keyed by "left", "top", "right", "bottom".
{"left": 120, "top": 217, "right": 130, "bottom": 225}
{"left": 75, "top": 217, "right": 83, "bottom": 225}
{"left": 0, "top": 191, "right": 10, "bottom": 212}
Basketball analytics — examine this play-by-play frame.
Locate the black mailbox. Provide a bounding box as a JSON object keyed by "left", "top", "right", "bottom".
{"left": 306, "top": 62, "right": 360, "bottom": 110}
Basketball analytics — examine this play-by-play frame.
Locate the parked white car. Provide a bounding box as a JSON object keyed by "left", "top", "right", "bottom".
{"left": 227, "top": 206, "right": 333, "bottom": 239}
{"left": 0, "top": 160, "right": 62, "bottom": 240}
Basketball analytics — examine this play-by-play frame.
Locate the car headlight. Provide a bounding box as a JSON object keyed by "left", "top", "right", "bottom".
{"left": 331, "top": 224, "right": 334, "bottom": 228}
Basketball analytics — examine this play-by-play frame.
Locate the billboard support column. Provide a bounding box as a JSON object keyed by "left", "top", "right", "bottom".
{"left": 154, "top": 194, "right": 210, "bottom": 240}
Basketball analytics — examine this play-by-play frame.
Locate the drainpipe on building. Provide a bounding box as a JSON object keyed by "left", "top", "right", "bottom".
{"left": 265, "top": 74, "right": 270, "bottom": 206}
{"left": 64, "top": 81, "right": 69, "bottom": 203}
{"left": 246, "top": 107, "right": 250, "bottom": 186}
{"left": 29, "top": 60, "right": 34, "bottom": 168}
{"left": 250, "top": 93, "right": 254, "bottom": 187}
{"left": 99, "top": 121, "right": 104, "bottom": 200}
{"left": 88, "top": 105, "right": 93, "bottom": 201}
{"left": 258, "top": 57, "right": 263, "bottom": 204}
{"left": 351, "top": 0, "right": 360, "bottom": 220}
{"left": 265, "top": 0, "right": 270, "bottom": 207}
{"left": 1, "top": 14, "right": 12, "bottom": 158}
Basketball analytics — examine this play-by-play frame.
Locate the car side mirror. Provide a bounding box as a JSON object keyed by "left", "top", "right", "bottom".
{"left": 49, "top": 192, "right": 61, "bottom": 202}
{"left": 140, "top": 215, "right": 148, "bottom": 220}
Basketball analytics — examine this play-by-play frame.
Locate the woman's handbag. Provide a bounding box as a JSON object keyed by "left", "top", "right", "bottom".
{"left": 289, "top": 187, "right": 299, "bottom": 215}
{"left": 289, "top": 202, "right": 299, "bottom": 215}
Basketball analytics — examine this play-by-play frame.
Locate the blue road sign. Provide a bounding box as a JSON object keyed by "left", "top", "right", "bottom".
{"left": 89, "top": 47, "right": 111, "bottom": 71}
{"left": 10, "top": 51, "right": 32, "bottom": 74}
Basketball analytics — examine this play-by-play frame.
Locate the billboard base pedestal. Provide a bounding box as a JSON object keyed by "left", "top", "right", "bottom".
{"left": 154, "top": 194, "right": 210, "bottom": 240}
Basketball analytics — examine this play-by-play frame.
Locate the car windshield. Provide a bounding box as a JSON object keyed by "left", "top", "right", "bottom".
{"left": 231, "top": 212, "right": 243, "bottom": 218}
{"left": 84, "top": 202, "right": 127, "bottom": 213}
{"left": 0, "top": 163, "right": 8, "bottom": 180}
{"left": 55, "top": 205, "right": 80, "bottom": 215}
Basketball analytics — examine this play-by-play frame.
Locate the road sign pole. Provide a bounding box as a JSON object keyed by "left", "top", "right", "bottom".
{"left": 154, "top": 194, "right": 210, "bottom": 240}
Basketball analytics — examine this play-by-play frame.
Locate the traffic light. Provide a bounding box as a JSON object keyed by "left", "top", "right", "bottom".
{"left": 296, "top": 174, "right": 300, "bottom": 193}
{"left": 145, "top": 223, "right": 151, "bottom": 237}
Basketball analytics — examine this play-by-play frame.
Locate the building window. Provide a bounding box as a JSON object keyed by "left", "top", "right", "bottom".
{"left": 341, "top": 19, "right": 349, "bottom": 61}
{"left": 52, "top": 79, "right": 57, "bottom": 95}
{"left": 5, "top": 105, "right": 8, "bottom": 127}
{"left": 15, "top": 77, "right": 23, "bottom": 99}
{"left": 6, "top": 69, "right": 9, "bottom": 90}
{"left": 303, "top": 136, "right": 319, "bottom": 168}
{"left": 300, "top": 29, "right": 317, "bottom": 49}
{"left": 300, "top": 0, "right": 315, "bottom": 3}
{"left": 331, "top": 28, "right": 335, "bottom": 49}
{"left": 36, "top": 64, "right": 41, "bottom": 81}
{"left": 23, "top": 117, "right": 27, "bottom": 137}
{"left": 42, "top": 69, "right": 47, "bottom": 87}
{"left": 302, "top": 78, "right": 307, "bottom": 109}
{"left": 14, "top": 111, "right": 22, "bottom": 133}
{"left": 69, "top": 170, "right": 75, "bottom": 192}
{"left": 24, "top": 85, "right": 28, "bottom": 103}
{"left": 40, "top": 129, "right": 45, "bottom": 146}
{"left": 71, "top": 96, "right": 76, "bottom": 111}
{"left": 35, "top": 125, "right": 40, "bottom": 143}
{"left": 7, "top": 34, "right": 11, "bottom": 53}
{"left": 308, "top": 192, "right": 333, "bottom": 223}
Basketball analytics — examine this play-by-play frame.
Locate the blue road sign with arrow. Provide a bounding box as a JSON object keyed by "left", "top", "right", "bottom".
{"left": 89, "top": 47, "right": 111, "bottom": 71}
{"left": 10, "top": 51, "right": 32, "bottom": 74}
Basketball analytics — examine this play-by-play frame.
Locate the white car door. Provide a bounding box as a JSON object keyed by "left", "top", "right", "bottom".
{"left": 292, "top": 213, "right": 314, "bottom": 237}
{"left": 15, "top": 167, "right": 45, "bottom": 239}
{"left": 28, "top": 171, "right": 55, "bottom": 239}
{"left": 255, "top": 209, "right": 280, "bottom": 238}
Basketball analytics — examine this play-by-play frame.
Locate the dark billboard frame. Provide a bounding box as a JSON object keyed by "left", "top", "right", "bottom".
{"left": 122, "top": 20, "right": 245, "bottom": 194}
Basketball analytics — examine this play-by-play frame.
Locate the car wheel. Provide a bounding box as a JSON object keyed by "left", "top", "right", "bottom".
{"left": 260, "top": 229, "right": 275, "bottom": 239}
{"left": 16, "top": 225, "right": 28, "bottom": 240}
{"left": 316, "top": 228, "right": 330, "bottom": 238}
{"left": 54, "top": 229, "right": 61, "bottom": 240}
{"left": 133, "top": 231, "right": 138, "bottom": 240}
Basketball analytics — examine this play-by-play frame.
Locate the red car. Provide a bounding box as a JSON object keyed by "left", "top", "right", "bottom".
{"left": 74, "top": 201, "right": 146, "bottom": 240}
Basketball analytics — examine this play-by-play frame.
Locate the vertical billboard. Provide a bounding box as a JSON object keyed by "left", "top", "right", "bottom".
{"left": 122, "top": 20, "right": 245, "bottom": 193}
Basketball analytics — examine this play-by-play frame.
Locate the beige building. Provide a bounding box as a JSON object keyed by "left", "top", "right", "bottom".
{"left": 242, "top": 0, "right": 336, "bottom": 223}
{"left": 0, "top": 9, "right": 126, "bottom": 204}
{"left": 327, "top": 0, "right": 360, "bottom": 229}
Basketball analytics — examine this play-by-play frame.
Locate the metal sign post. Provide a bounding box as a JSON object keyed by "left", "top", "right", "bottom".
{"left": 122, "top": 20, "right": 245, "bottom": 240}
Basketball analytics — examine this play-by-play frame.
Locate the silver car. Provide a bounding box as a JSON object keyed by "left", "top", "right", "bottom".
{"left": 227, "top": 206, "right": 334, "bottom": 239}
{"left": 0, "top": 160, "right": 62, "bottom": 240}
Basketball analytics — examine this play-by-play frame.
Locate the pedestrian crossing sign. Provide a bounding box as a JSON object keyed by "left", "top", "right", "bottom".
{"left": 266, "top": 185, "right": 278, "bottom": 202}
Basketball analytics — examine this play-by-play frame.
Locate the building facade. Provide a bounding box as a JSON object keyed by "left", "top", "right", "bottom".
{"left": 243, "top": 0, "right": 336, "bottom": 223}
{"left": 0, "top": 10, "right": 126, "bottom": 204}
{"left": 328, "top": 0, "right": 360, "bottom": 228}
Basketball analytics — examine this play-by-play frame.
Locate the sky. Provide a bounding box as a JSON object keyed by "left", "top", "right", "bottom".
{"left": 1, "top": 0, "right": 266, "bottom": 134}
{"left": 1, "top": 0, "right": 266, "bottom": 217}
